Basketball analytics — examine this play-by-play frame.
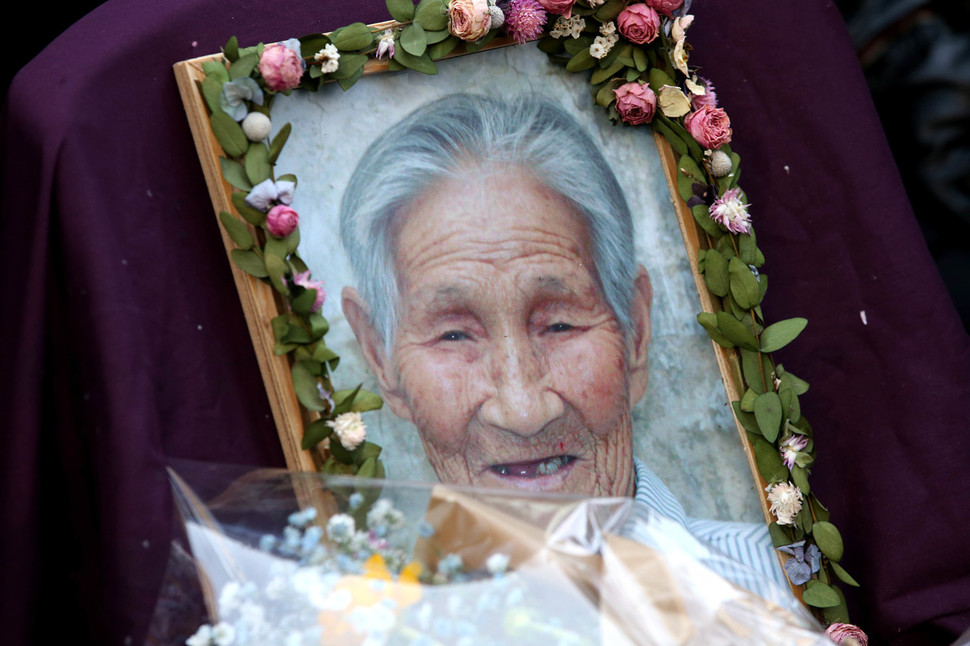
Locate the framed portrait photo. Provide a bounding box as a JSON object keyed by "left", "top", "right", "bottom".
{"left": 174, "top": 0, "right": 856, "bottom": 617}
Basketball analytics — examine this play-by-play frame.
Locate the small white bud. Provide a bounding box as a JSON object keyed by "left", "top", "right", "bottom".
{"left": 241, "top": 112, "right": 272, "bottom": 142}
{"left": 710, "top": 150, "right": 732, "bottom": 177}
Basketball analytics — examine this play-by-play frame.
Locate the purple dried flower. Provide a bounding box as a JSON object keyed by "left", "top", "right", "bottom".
{"left": 777, "top": 540, "right": 821, "bottom": 585}
{"left": 503, "top": 0, "right": 548, "bottom": 44}
{"left": 710, "top": 187, "right": 751, "bottom": 234}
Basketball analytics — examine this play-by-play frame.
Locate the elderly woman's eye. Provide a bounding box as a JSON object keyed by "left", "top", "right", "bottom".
{"left": 547, "top": 322, "right": 574, "bottom": 333}
{"left": 439, "top": 330, "right": 469, "bottom": 342}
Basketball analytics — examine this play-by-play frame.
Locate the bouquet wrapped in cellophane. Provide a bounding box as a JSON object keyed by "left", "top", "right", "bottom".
{"left": 150, "top": 461, "right": 832, "bottom": 646}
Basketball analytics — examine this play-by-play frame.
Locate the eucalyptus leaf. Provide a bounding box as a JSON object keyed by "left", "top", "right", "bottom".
{"left": 299, "top": 35, "right": 330, "bottom": 59}
{"left": 790, "top": 464, "right": 810, "bottom": 494}
{"left": 271, "top": 313, "right": 290, "bottom": 343}
{"left": 703, "top": 249, "right": 729, "bottom": 297}
{"left": 780, "top": 387, "right": 801, "bottom": 423}
{"left": 595, "top": 79, "right": 624, "bottom": 108}
{"left": 738, "top": 228, "right": 759, "bottom": 265}
{"left": 739, "top": 388, "right": 758, "bottom": 412}
{"left": 754, "top": 391, "right": 782, "bottom": 442}
{"left": 692, "top": 204, "right": 722, "bottom": 238}
{"left": 301, "top": 418, "right": 333, "bottom": 450}
{"left": 563, "top": 36, "right": 593, "bottom": 56}
{"left": 728, "top": 256, "right": 762, "bottom": 310}
{"left": 715, "top": 311, "right": 759, "bottom": 351}
{"left": 740, "top": 349, "right": 767, "bottom": 394}
{"left": 292, "top": 360, "right": 327, "bottom": 412}
{"left": 651, "top": 118, "right": 687, "bottom": 155}
{"left": 292, "top": 288, "right": 320, "bottom": 316}
{"left": 284, "top": 227, "right": 300, "bottom": 255}
{"left": 332, "top": 53, "right": 368, "bottom": 81}
{"left": 808, "top": 493, "right": 830, "bottom": 522}
{"left": 393, "top": 47, "right": 438, "bottom": 75}
{"left": 768, "top": 522, "right": 793, "bottom": 548}
{"left": 268, "top": 122, "right": 292, "bottom": 164}
{"left": 464, "top": 31, "right": 497, "bottom": 54}
{"left": 350, "top": 390, "right": 383, "bottom": 413}
{"left": 218, "top": 211, "right": 254, "bottom": 250}
{"left": 332, "top": 385, "right": 363, "bottom": 415}
{"left": 802, "top": 581, "right": 841, "bottom": 608}
{"left": 732, "top": 404, "right": 760, "bottom": 435}
{"left": 387, "top": 0, "right": 415, "bottom": 22}
{"left": 229, "top": 53, "right": 258, "bottom": 80}
{"left": 778, "top": 366, "right": 810, "bottom": 395}
{"left": 219, "top": 158, "right": 252, "bottom": 191}
{"left": 752, "top": 436, "right": 788, "bottom": 481}
{"left": 812, "top": 521, "right": 844, "bottom": 562}
{"left": 338, "top": 67, "right": 366, "bottom": 91}
{"left": 760, "top": 318, "right": 808, "bottom": 353}
{"left": 265, "top": 253, "right": 290, "bottom": 295}
{"left": 244, "top": 142, "right": 271, "bottom": 185}
{"left": 210, "top": 111, "right": 248, "bottom": 157}
{"left": 202, "top": 60, "right": 230, "bottom": 83}
{"left": 590, "top": 57, "right": 626, "bottom": 85}
{"left": 697, "top": 312, "right": 734, "bottom": 348}
{"left": 223, "top": 36, "right": 240, "bottom": 62}
{"left": 230, "top": 249, "right": 268, "bottom": 277}
{"left": 428, "top": 35, "right": 460, "bottom": 60}
{"left": 200, "top": 76, "right": 225, "bottom": 114}
{"left": 830, "top": 561, "right": 860, "bottom": 587}
{"left": 537, "top": 36, "right": 564, "bottom": 55}
{"left": 425, "top": 28, "right": 452, "bottom": 45}
{"left": 821, "top": 588, "right": 851, "bottom": 625}
{"left": 232, "top": 191, "right": 265, "bottom": 226}
{"left": 414, "top": 0, "right": 449, "bottom": 31}
{"left": 632, "top": 46, "right": 648, "bottom": 72}
{"left": 401, "top": 23, "right": 428, "bottom": 57}
{"left": 647, "top": 68, "right": 675, "bottom": 93}
{"left": 331, "top": 22, "right": 375, "bottom": 51}
{"left": 565, "top": 48, "right": 597, "bottom": 73}
{"left": 594, "top": 0, "right": 625, "bottom": 21}
{"left": 678, "top": 154, "right": 705, "bottom": 181}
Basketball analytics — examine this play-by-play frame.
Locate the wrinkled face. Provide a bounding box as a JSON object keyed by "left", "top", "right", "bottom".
{"left": 344, "top": 168, "right": 650, "bottom": 497}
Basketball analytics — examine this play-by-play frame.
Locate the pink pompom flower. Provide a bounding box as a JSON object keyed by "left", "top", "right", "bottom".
{"left": 825, "top": 623, "right": 869, "bottom": 646}
{"left": 644, "top": 0, "right": 683, "bottom": 16}
{"left": 265, "top": 204, "right": 299, "bottom": 238}
{"left": 504, "top": 0, "right": 547, "bottom": 44}
{"left": 617, "top": 4, "right": 661, "bottom": 45}
{"left": 684, "top": 103, "right": 732, "bottom": 149}
{"left": 291, "top": 271, "right": 326, "bottom": 312}
{"left": 690, "top": 77, "right": 718, "bottom": 110}
{"left": 613, "top": 82, "right": 657, "bottom": 125}
{"left": 710, "top": 187, "right": 751, "bottom": 234}
{"left": 258, "top": 40, "right": 305, "bottom": 93}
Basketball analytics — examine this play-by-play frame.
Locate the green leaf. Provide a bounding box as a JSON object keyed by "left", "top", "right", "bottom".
{"left": 292, "top": 360, "right": 327, "bottom": 411}
{"left": 342, "top": 389, "right": 383, "bottom": 413}
{"left": 308, "top": 311, "right": 330, "bottom": 339}
{"left": 268, "top": 122, "right": 292, "bottom": 164}
{"left": 331, "top": 22, "right": 375, "bottom": 51}
{"left": 739, "top": 388, "right": 758, "bottom": 412}
{"left": 337, "top": 66, "right": 366, "bottom": 91}
{"left": 651, "top": 118, "right": 687, "bottom": 155}
{"left": 358, "top": 456, "right": 380, "bottom": 478}
{"left": 703, "top": 249, "right": 729, "bottom": 297}
{"left": 812, "top": 521, "right": 844, "bottom": 562}
{"left": 209, "top": 111, "right": 249, "bottom": 157}
{"left": 218, "top": 211, "right": 254, "bottom": 249}
{"left": 697, "top": 312, "right": 734, "bottom": 348}
{"left": 313, "top": 343, "right": 339, "bottom": 365}
{"left": 392, "top": 46, "right": 438, "bottom": 75}
{"left": 809, "top": 493, "right": 830, "bottom": 522}
{"left": 244, "top": 141, "right": 271, "bottom": 185}
{"left": 830, "top": 561, "right": 860, "bottom": 587}
{"left": 752, "top": 436, "right": 788, "bottom": 482}
{"left": 632, "top": 46, "right": 648, "bottom": 72}
{"left": 594, "top": 0, "right": 625, "bottom": 21}
{"left": 428, "top": 35, "right": 460, "bottom": 60}
{"left": 733, "top": 404, "right": 761, "bottom": 435}
{"left": 387, "top": 0, "right": 415, "bottom": 22}
{"left": 779, "top": 386, "right": 800, "bottom": 423}
{"left": 223, "top": 36, "right": 240, "bottom": 62}
{"left": 768, "top": 522, "right": 793, "bottom": 548}
{"left": 200, "top": 75, "right": 225, "bottom": 114}
{"left": 715, "top": 311, "right": 759, "bottom": 351}
{"left": 401, "top": 23, "right": 428, "bottom": 57}
{"left": 754, "top": 391, "right": 783, "bottom": 443}
{"left": 415, "top": 0, "right": 449, "bottom": 31}
{"left": 355, "top": 441, "right": 383, "bottom": 467}
{"left": 292, "top": 287, "right": 320, "bottom": 315}
{"left": 691, "top": 204, "right": 723, "bottom": 238}
{"left": 219, "top": 158, "right": 252, "bottom": 191}
{"left": 299, "top": 35, "right": 330, "bottom": 59}
{"left": 802, "top": 581, "right": 841, "bottom": 608}
{"left": 230, "top": 249, "right": 268, "bottom": 277}
{"left": 821, "top": 587, "right": 851, "bottom": 625}
{"left": 740, "top": 349, "right": 768, "bottom": 394}
{"left": 229, "top": 52, "right": 258, "bottom": 80}
{"left": 760, "top": 317, "right": 808, "bottom": 353}
{"left": 264, "top": 252, "right": 290, "bottom": 295}
{"left": 590, "top": 57, "right": 626, "bottom": 85}
{"left": 332, "top": 384, "right": 363, "bottom": 415}
{"left": 790, "top": 464, "right": 810, "bottom": 494}
{"left": 729, "top": 256, "right": 762, "bottom": 309}
{"left": 777, "top": 366, "right": 810, "bottom": 395}
{"left": 563, "top": 36, "right": 593, "bottom": 56}
{"left": 647, "top": 67, "right": 675, "bottom": 93}
{"left": 301, "top": 418, "right": 334, "bottom": 450}
{"left": 232, "top": 191, "right": 266, "bottom": 226}
{"left": 738, "top": 228, "right": 759, "bottom": 266}
{"left": 202, "top": 60, "right": 230, "bottom": 83}
{"left": 565, "top": 48, "right": 597, "bottom": 72}
{"left": 332, "top": 53, "right": 368, "bottom": 81}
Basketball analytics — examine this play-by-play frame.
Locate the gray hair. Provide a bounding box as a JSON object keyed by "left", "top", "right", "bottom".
{"left": 339, "top": 93, "right": 637, "bottom": 347}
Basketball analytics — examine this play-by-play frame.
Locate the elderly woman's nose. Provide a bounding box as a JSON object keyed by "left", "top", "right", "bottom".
{"left": 478, "top": 333, "right": 565, "bottom": 436}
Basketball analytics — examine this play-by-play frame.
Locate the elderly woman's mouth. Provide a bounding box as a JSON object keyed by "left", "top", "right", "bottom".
{"left": 489, "top": 455, "right": 577, "bottom": 479}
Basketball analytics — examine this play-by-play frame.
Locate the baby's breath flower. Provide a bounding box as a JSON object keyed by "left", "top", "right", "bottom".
{"left": 326, "top": 513, "right": 355, "bottom": 543}
{"left": 313, "top": 43, "right": 341, "bottom": 74}
{"left": 599, "top": 20, "right": 616, "bottom": 36}
{"left": 486, "top": 552, "right": 510, "bottom": 575}
{"left": 326, "top": 411, "right": 366, "bottom": 450}
{"left": 589, "top": 35, "right": 614, "bottom": 59}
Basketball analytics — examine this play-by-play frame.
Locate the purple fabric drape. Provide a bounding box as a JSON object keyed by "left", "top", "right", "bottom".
{"left": 1, "top": 1, "right": 967, "bottom": 644}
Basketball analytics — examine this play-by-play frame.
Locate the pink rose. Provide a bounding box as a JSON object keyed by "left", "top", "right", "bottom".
{"left": 644, "top": 0, "right": 683, "bottom": 16}
{"left": 449, "top": 0, "right": 492, "bottom": 42}
{"left": 537, "top": 0, "right": 575, "bottom": 16}
{"left": 684, "top": 104, "right": 732, "bottom": 149}
{"left": 617, "top": 4, "right": 661, "bottom": 45}
{"left": 613, "top": 82, "right": 657, "bottom": 125}
{"left": 258, "top": 42, "right": 304, "bottom": 93}
{"left": 824, "top": 623, "right": 869, "bottom": 646}
{"left": 266, "top": 204, "right": 299, "bottom": 237}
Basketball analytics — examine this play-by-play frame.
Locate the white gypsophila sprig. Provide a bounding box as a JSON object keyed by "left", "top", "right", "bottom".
{"left": 313, "top": 43, "right": 340, "bottom": 74}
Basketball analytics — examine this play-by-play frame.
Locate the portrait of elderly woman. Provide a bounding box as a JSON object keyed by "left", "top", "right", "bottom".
{"left": 340, "top": 94, "right": 649, "bottom": 498}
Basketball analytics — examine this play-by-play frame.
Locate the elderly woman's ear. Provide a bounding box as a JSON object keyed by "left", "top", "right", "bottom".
{"left": 340, "top": 286, "right": 413, "bottom": 423}
{"left": 628, "top": 264, "right": 652, "bottom": 406}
